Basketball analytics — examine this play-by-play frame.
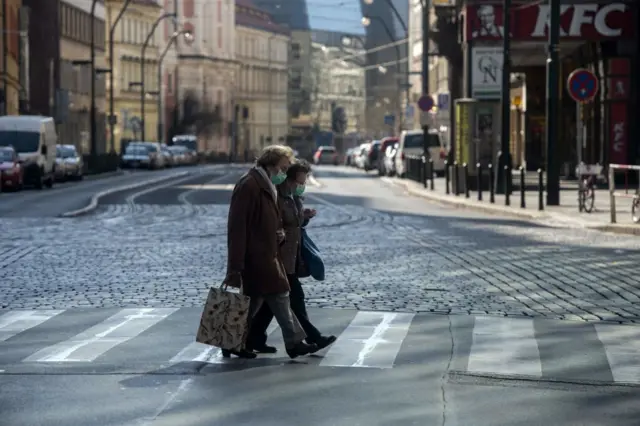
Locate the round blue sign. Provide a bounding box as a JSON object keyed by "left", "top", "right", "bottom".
{"left": 567, "top": 69, "right": 598, "bottom": 103}
{"left": 418, "top": 95, "right": 434, "bottom": 112}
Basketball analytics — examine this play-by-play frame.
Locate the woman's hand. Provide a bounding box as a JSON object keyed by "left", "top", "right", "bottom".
{"left": 223, "top": 271, "right": 243, "bottom": 289}
{"left": 276, "top": 229, "right": 286, "bottom": 243}
{"left": 303, "top": 208, "right": 317, "bottom": 219}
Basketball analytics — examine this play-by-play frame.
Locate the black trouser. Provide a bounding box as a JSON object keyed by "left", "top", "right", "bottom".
{"left": 247, "top": 274, "right": 321, "bottom": 347}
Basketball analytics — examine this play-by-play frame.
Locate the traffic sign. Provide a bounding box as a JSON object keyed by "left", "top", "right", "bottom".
{"left": 437, "top": 93, "right": 450, "bottom": 110}
{"left": 567, "top": 68, "right": 598, "bottom": 103}
{"left": 417, "top": 94, "right": 434, "bottom": 112}
{"left": 384, "top": 114, "right": 395, "bottom": 126}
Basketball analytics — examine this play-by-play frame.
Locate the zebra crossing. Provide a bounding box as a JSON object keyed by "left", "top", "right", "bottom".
{"left": 1, "top": 307, "right": 640, "bottom": 385}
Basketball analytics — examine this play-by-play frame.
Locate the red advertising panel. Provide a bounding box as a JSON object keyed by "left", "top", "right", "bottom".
{"left": 465, "top": 3, "right": 634, "bottom": 42}
{"left": 607, "top": 58, "right": 630, "bottom": 101}
{"left": 609, "top": 102, "right": 628, "bottom": 165}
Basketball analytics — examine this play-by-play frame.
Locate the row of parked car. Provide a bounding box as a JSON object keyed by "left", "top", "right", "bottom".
{"left": 120, "top": 142, "right": 199, "bottom": 169}
{"left": 344, "top": 129, "right": 449, "bottom": 177}
{"left": 0, "top": 143, "right": 84, "bottom": 192}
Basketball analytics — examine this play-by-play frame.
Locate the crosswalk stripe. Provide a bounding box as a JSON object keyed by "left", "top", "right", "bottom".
{"left": 319, "top": 311, "right": 415, "bottom": 368}
{"left": 594, "top": 323, "right": 640, "bottom": 384}
{"left": 169, "top": 322, "right": 281, "bottom": 364}
{"left": 0, "top": 310, "right": 65, "bottom": 342}
{"left": 467, "top": 316, "right": 542, "bottom": 377}
{"left": 22, "top": 308, "right": 178, "bottom": 363}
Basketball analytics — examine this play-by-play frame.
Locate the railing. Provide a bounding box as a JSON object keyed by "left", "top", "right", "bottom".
{"left": 608, "top": 164, "right": 640, "bottom": 224}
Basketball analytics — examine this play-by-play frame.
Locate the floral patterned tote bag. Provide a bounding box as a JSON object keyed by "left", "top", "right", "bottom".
{"left": 196, "top": 284, "right": 251, "bottom": 351}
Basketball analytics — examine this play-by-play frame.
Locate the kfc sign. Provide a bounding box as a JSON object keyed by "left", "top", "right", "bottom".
{"left": 609, "top": 106, "right": 628, "bottom": 165}
{"left": 466, "top": 3, "right": 634, "bottom": 41}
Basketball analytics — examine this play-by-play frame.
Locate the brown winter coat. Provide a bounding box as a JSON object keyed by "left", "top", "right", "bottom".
{"left": 226, "top": 167, "right": 289, "bottom": 296}
{"left": 276, "top": 185, "right": 308, "bottom": 275}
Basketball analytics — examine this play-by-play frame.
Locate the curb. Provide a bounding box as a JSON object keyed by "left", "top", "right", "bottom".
{"left": 383, "top": 177, "right": 640, "bottom": 236}
{"left": 383, "top": 177, "right": 545, "bottom": 221}
{"left": 60, "top": 171, "right": 191, "bottom": 218}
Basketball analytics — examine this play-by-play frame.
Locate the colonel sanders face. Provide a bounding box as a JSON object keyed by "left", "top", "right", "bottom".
{"left": 478, "top": 5, "right": 496, "bottom": 31}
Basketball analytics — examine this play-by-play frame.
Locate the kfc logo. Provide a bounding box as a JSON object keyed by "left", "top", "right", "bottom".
{"left": 465, "top": 3, "right": 633, "bottom": 41}
{"left": 532, "top": 4, "right": 628, "bottom": 38}
{"left": 613, "top": 122, "right": 625, "bottom": 154}
{"left": 609, "top": 103, "right": 628, "bottom": 164}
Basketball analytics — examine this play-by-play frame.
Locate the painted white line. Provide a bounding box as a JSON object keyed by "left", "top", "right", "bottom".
{"left": 169, "top": 322, "right": 280, "bottom": 364}
{"left": 177, "top": 173, "right": 237, "bottom": 205}
{"left": 60, "top": 171, "right": 190, "bottom": 217}
{"left": 308, "top": 174, "right": 322, "bottom": 188}
{"left": 0, "top": 310, "right": 65, "bottom": 342}
{"left": 320, "top": 311, "right": 414, "bottom": 368}
{"left": 594, "top": 323, "right": 640, "bottom": 384}
{"left": 467, "top": 316, "right": 542, "bottom": 377}
{"left": 23, "top": 308, "right": 178, "bottom": 363}
{"left": 135, "top": 377, "right": 194, "bottom": 426}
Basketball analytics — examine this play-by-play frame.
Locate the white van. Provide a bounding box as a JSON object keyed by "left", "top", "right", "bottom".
{"left": 0, "top": 116, "right": 57, "bottom": 189}
{"left": 394, "top": 129, "right": 448, "bottom": 178}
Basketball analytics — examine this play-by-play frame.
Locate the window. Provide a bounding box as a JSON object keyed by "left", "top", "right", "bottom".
{"left": 291, "top": 42, "right": 300, "bottom": 60}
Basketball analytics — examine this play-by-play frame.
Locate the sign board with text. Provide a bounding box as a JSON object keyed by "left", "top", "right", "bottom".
{"left": 471, "top": 47, "right": 502, "bottom": 100}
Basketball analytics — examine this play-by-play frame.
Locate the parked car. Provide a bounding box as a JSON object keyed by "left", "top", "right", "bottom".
{"left": 377, "top": 137, "right": 399, "bottom": 175}
{"left": 58, "top": 144, "right": 83, "bottom": 180}
{"left": 121, "top": 144, "right": 152, "bottom": 169}
{"left": 362, "top": 140, "right": 382, "bottom": 171}
{"left": 394, "top": 129, "right": 448, "bottom": 178}
{"left": 344, "top": 148, "right": 355, "bottom": 166}
{"left": 0, "top": 115, "right": 57, "bottom": 189}
{"left": 353, "top": 143, "right": 368, "bottom": 169}
{"left": 313, "top": 146, "right": 339, "bottom": 165}
{"left": 383, "top": 142, "right": 399, "bottom": 176}
{"left": 0, "top": 145, "right": 24, "bottom": 191}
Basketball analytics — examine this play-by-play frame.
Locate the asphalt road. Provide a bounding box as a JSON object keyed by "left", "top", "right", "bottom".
{"left": 1, "top": 164, "right": 639, "bottom": 425}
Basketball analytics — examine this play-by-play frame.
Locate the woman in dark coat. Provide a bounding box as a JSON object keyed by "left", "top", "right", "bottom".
{"left": 246, "top": 161, "right": 336, "bottom": 353}
{"left": 223, "top": 145, "right": 318, "bottom": 359}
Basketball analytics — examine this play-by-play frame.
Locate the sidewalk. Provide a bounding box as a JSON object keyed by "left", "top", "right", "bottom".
{"left": 383, "top": 176, "right": 640, "bottom": 236}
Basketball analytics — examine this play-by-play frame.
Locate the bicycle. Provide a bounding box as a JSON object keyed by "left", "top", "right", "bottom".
{"left": 576, "top": 163, "right": 601, "bottom": 213}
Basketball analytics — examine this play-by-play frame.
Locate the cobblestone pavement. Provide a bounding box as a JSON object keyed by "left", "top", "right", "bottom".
{"left": 2, "top": 166, "right": 640, "bottom": 324}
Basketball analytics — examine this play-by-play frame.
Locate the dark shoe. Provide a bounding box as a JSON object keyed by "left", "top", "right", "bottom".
{"left": 221, "top": 349, "right": 257, "bottom": 359}
{"left": 247, "top": 344, "right": 277, "bottom": 354}
{"left": 286, "top": 342, "right": 318, "bottom": 359}
{"left": 306, "top": 335, "right": 337, "bottom": 350}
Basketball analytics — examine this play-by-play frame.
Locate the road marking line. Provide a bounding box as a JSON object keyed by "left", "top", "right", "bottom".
{"left": 135, "top": 377, "right": 194, "bottom": 426}
{"left": 126, "top": 173, "right": 202, "bottom": 208}
{"left": 177, "top": 174, "right": 237, "bottom": 206}
{"left": 23, "top": 308, "right": 178, "bottom": 363}
{"left": 467, "top": 316, "right": 542, "bottom": 377}
{"left": 0, "top": 310, "right": 65, "bottom": 342}
{"left": 169, "top": 322, "right": 280, "bottom": 364}
{"left": 594, "top": 323, "right": 640, "bottom": 384}
{"left": 319, "top": 311, "right": 414, "bottom": 368}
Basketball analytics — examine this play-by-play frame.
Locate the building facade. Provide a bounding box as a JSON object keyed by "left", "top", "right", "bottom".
{"left": 173, "top": 0, "right": 236, "bottom": 153}
{"left": 59, "top": 0, "right": 107, "bottom": 153}
{"left": 310, "top": 42, "right": 366, "bottom": 135}
{"left": 105, "top": 0, "right": 161, "bottom": 152}
{"left": 235, "top": 0, "right": 289, "bottom": 154}
{"left": 0, "top": 0, "right": 25, "bottom": 116}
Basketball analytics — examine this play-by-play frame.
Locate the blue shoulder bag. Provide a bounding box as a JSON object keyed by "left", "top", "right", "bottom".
{"left": 298, "top": 228, "right": 325, "bottom": 281}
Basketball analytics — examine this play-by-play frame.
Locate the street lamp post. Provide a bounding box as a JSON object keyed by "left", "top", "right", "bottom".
{"left": 140, "top": 12, "right": 176, "bottom": 142}
{"left": 156, "top": 30, "right": 193, "bottom": 142}
{"left": 108, "top": 0, "right": 132, "bottom": 153}
{"left": 89, "top": 0, "right": 100, "bottom": 157}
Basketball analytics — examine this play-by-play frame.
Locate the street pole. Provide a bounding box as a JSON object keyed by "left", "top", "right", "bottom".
{"left": 2, "top": 0, "right": 7, "bottom": 115}
{"left": 421, "top": 0, "right": 429, "bottom": 96}
{"left": 90, "top": 0, "right": 99, "bottom": 156}
{"left": 546, "top": 0, "right": 560, "bottom": 205}
{"left": 140, "top": 13, "right": 175, "bottom": 142}
{"left": 267, "top": 35, "right": 274, "bottom": 144}
{"left": 109, "top": 0, "right": 132, "bottom": 153}
{"left": 496, "top": 0, "right": 512, "bottom": 194}
{"left": 156, "top": 31, "right": 184, "bottom": 142}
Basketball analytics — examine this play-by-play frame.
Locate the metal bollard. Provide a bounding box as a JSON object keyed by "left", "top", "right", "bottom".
{"left": 463, "top": 163, "right": 470, "bottom": 198}
{"left": 504, "top": 166, "right": 510, "bottom": 206}
{"left": 519, "top": 167, "right": 526, "bottom": 208}
{"left": 453, "top": 162, "right": 459, "bottom": 196}
{"left": 429, "top": 159, "right": 435, "bottom": 190}
{"left": 421, "top": 156, "right": 427, "bottom": 187}
{"left": 444, "top": 160, "right": 450, "bottom": 194}
{"left": 477, "top": 163, "right": 483, "bottom": 201}
{"left": 538, "top": 168, "right": 544, "bottom": 211}
{"left": 489, "top": 164, "right": 495, "bottom": 203}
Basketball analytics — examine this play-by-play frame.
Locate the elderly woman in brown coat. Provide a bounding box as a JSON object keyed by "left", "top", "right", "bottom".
{"left": 246, "top": 160, "right": 337, "bottom": 354}
{"left": 223, "top": 145, "right": 318, "bottom": 359}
